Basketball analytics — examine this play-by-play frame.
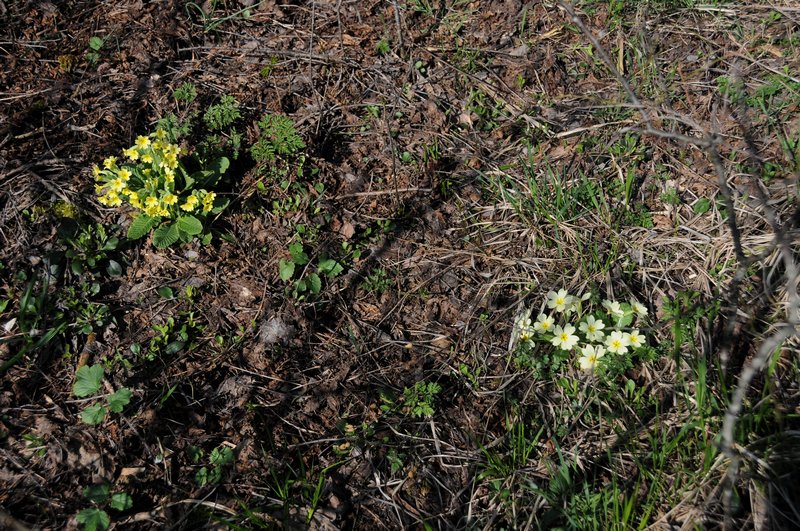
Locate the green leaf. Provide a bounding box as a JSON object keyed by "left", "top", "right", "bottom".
{"left": 210, "top": 197, "right": 230, "bottom": 215}
{"left": 81, "top": 403, "right": 107, "bottom": 425}
{"left": 165, "top": 340, "right": 185, "bottom": 355}
{"left": 152, "top": 223, "right": 180, "bottom": 248}
{"left": 177, "top": 215, "right": 203, "bottom": 236}
{"left": 186, "top": 445, "right": 203, "bottom": 463}
{"left": 318, "top": 258, "right": 344, "bottom": 278}
{"left": 308, "top": 273, "right": 321, "bottom": 294}
{"left": 208, "top": 466, "right": 223, "bottom": 484}
{"left": 693, "top": 198, "right": 711, "bottom": 214}
{"left": 210, "top": 446, "right": 235, "bottom": 465}
{"left": 279, "top": 259, "right": 295, "bottom": 281}
{"left": 73, "top": 364, "right": 104, "bottom": 397}
{"left": 106, "top": 260, "right": 123, "bottom": 277}
{"left": 107, "top": 388, "right": 132, "bottom": 413}
{"left": 83, "top": 483, "right": 110, "bottom": 503}
{"left": 157, "top": 286, "right": 174, "bottom": 299}
{"left": 127, "top": 215, "right": 157, "bottom": 240}
{"left": 76, "top": 508, "right": 110, "bottom": 531}
{"left": 110, "top": 492, "right": 133, "bottom": 511}
{"left": 88, "top": 36, "right": 104, "bottom": 51}
{"left": 102, "top": 237, "right": 119, "bottom": 251}
{"left": 195, "top": 466, "right": 210, "bottom": 486}
{"left": 288, "top": 242, "right": 309, "bottom": 265}
{"left": 213, "top": 156, "right": 230, "bottom": 176}
{"left": 615, "top": 303, "right": 634, "bottom": 328}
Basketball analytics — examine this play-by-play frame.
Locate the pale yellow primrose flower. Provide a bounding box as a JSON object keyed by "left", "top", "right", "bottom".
{"left": 135, "top": 135, "right": 151, "bottom": 149}
{"left": 105, "top": 191, "right": 122, "bottom": 207}
{"left": 516, "top": 315, "right": 534, "bottom": 342}
{"left": 579, "top": 315, "right": 606, "bottom": 342}
{"left": 551, "top": 324, "right": 579, "bottom": 350}
{"left": 202, "top": 192, "right": 216, "bottom": 213}
{"left": 547, "top": 289, "right": 572, "bottom": 313}
{"left": 162, "top": 193, "right": 178, "bottom": 206}
{"left": 631, "top": 300, "right": 647, "bottom": 318}
{"left": 578, "top": 344, "right": 605, "bottom": 371}
{"left": 103, "top": 156, "right": 117, "bottom": 169}
{"left": 181, "top": 195, "right": 199, "bottom": 212}
{"left": 625, "top": 329, "right": 644, "bottom": 349}
{"left": 109, "top": 178, "right": 126, "bottom": 193}
{"left": 605, "top": 330, "right": 630, "bottom": 354}
{"left": 123, "top": 147, "right": 139, "bottom": 161}
{"left": 603, "top": 299, "right": 624, "bottom": 319}
{"left": 117, "top": 168, "right": 132, "bottom": 181}
{"left": 534, "top": 313, "right": 555, "bottom": 334}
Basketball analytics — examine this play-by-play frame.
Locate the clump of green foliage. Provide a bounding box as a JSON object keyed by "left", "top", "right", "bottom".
{"left": 403, "top": 381, "right": 441, "bottom": 418}
{"left": 251, "top": 113, "right": 306, "bottom": 178}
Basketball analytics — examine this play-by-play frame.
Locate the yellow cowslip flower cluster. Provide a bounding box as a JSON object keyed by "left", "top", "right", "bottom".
{"left": 93, "top": 129, "right": 218, "bottom": 219}
{"left": 514, "top": 289, "right": 649, "bottom": 374}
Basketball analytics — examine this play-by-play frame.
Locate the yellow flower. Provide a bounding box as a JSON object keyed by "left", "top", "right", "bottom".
{"left": 181, "top": 195, "right": 199, "bottom": 212}
{"left": 202, "top": 192, "right": 216, "bottom": 213}
{"left": 103, "top": 156, "right": 117, "bottom": 169}
{"left": 159, "top": 207, "right": 170, "bottom": 217}
{"left": 141, "top": 153, "right": 153, "bottom": 164}
{"left": 92, "top": 165, "right": 102, "bottom": 179}
{"left": 154, "top": 128, "right": 167, "bottom": 140}
{"left": 105, "top": 191, "right": 122, "bottom": 207}
{"left": 123, "top": 147, "right": 139, "bottom": 161}
{"left": 109, "top": 178, "right": 126, "bottom": 193}
{"left": 164, "top": 168, "right": 175, "bottom": 183}
{"left": 135, "top": 135, "right": 151, "bottom": 149}
{"left": 97, "top": 194, "right": 110, "bottom": 206}
{"left": 144, "top": 205, "right": 161, "bottom": 217}
{"left": 129, "top": 194, "right": 142, "bottom": 209}
{"left": 117, "top": 168, "right": 132, "bottom": 181}
{"left": 145, "top": 196, "right": 159, "bottom": 209}
{"left": 161, "top": 152, "right": 178, "bottom": 169}
{"left": 95, "top": 183, "right": 106, "bottom": 195}
{"left": 162, "top": 193, "right": 178, "bottom": 206}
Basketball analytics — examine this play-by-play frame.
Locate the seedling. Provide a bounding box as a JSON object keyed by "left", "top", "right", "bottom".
{"left": 76, "top": 481, "right": 132, "bottom": 531}
{"left": 278, "top": 240, "right": 344, "bottom": 299}
{"left": 86, "top": 36, "right": 104, "bottom": 66}
{"left": 72, "top": 364, "right": 132, "bottom": 425}
{"left": 403, "top": 381, "right": 441, "bottom": 418}
{"left": 362, "top": 267, "right": 392, "bottom": 294}
{"left": 194, "top": 444, "right": 235, "bottom": 486}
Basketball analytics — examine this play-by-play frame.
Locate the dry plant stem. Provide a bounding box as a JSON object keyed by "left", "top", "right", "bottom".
{"left": 391, "top": 0, "right": 403, "bottom": 48}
